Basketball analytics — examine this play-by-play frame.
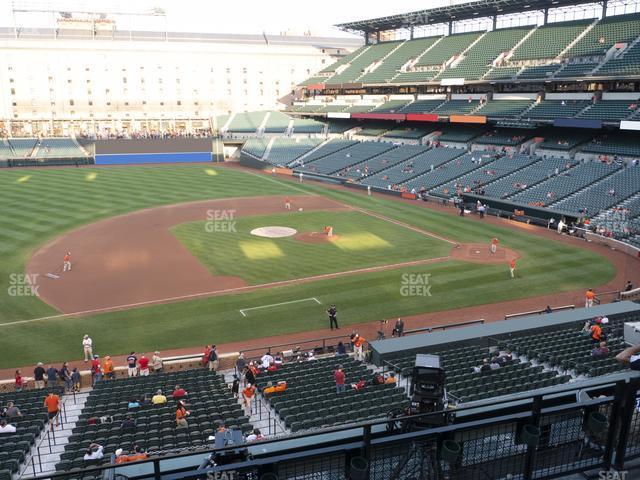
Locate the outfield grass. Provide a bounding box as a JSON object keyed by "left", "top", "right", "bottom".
{"left": 0, "top": 165, "right": 617, "bottom": 368}
{"left": 172, "top": 210, "right": 451, "bottom": 284}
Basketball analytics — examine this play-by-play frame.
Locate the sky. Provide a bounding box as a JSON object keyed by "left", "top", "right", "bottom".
{"left": 1, "top": 0, "right": 474, "bottom": 37}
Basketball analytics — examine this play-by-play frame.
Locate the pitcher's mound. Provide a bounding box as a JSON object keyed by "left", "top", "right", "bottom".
{"left": 294, "top": 231, "right": 340, "bottom": 244}
{"left": 251, "top": 226, "right": 298, "bottom": 238}
{"left": 450, "top": 243, "right": 520, "bottom": 264}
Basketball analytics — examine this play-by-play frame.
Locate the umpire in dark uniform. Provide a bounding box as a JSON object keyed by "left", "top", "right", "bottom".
{"left": 327, "top": 304, "right": 339, "bottom": 330}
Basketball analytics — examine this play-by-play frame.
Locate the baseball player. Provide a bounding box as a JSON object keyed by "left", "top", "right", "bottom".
{"left": 490, "top": 237, "right": 499, "bottom": 254}
{"left": 63, "top": 252, "right": 72, "bottom": 272}
{"left": 284, "top": 197, "right": 291, "bottom": 210}
{"left": 509, "top": 259, "right": 516, "bottom": 278}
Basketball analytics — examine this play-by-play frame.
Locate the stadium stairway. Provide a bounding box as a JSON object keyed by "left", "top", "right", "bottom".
{"left": 262, "top": 137, "right": 277, "bottom": 161}
{"left": 556, "top": 18, "right": 599, "bottom": 60}
{"left": 287, "top": 139, "right": 330, "bottom": 167}
{"left": 19, "top": 391, "right": 89, "bottom": 479}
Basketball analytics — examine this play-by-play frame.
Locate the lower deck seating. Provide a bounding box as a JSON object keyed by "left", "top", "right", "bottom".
{"left": 58, "top": 370, "right": 250, "bottom": 472}
{"left": 266, "top": 138, "right": 322, "bottom": 166}
{"left": 241, "top": 138, "right": 269, "bottom": 159}
{"left": 0, "top": 387, "right": 62, "bottom": 474}
{"left": 256, "top": 356, "right": 408, "bottom": 432}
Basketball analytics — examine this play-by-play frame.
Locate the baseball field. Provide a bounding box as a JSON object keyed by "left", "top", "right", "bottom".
{"left": 0, "top": 164, "right": 619, "bottom": 369}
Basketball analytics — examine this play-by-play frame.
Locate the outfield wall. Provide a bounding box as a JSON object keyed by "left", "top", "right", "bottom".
{"left": 95, "top": 152, "right": 212, "bottom": 165}
{"left": 95, "top": 138, "right": 214, "bottom": 154}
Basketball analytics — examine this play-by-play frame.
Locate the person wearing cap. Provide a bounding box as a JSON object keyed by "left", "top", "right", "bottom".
{"left": 82, "top": 335, "right": 93, "bottom": 363}
{"left": 585, "top": 288, "right": 595, "bottom": 308}
{"left": 91, "top": 355, "right": 102, "bottom": 385}
{"left": 34, "top": 362, "right": 46, "bottom": 389}
{"left": 102, "top": 356, "right": 114, "bottom": 380}
{"left": 63, "top": 252, "right": 72, "bottom": 272}
{"left": 208, "top": 345, "right": 218, "bottom": 371}
{"left": 152, "top": 390, "right": 167, "bottom": 405}
{"left": 590, "top": 318, "right": 603, "bottom": 342}
{"left": 172, "top": 385, "right": 187, "bottom": 400}
{"left": 152, "top": 351, "right": 163, "bottom": 374}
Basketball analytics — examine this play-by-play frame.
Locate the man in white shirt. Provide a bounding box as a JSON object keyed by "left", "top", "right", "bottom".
{"left": 0, "top": 420, "right": 16, "bottom": 434}
{"left": 83, "top": 443, "right": 104, "bottom": 461}
{"left": 83, "top": 335, "right": 93, "bottom": 363}
{"left": 261, "top": 352, "right": 274, "bottom": 370}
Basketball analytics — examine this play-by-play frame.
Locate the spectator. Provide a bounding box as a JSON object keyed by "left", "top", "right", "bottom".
{"left": 274, "top": 352, "right": 283, "bottom": 366}
{"left": 44, "top": 391, "right": 60, "bottom": 430}
{"left": 489, "top": 357, "right": 501, "bottom": 370}
{"left": 307, "top": 351, "right": 317, "bottom": 361}
{"left": 172, "top": 385, "right": 187, "bottom": 400}
{"left": 591, "top": 342, "right": 610, "bottom": 357}
{"left": 231, "top": 375, "right": 239, "bottom": 398}
{"left": 616, "top": 344, "right": 640, "bottom": 370}
{"left": 385, "top": 372, "right": 397, "bottom": 384}
{"left": 71, "top": 368, "right": 81, "bottom": 392}
{"left": 5, "top": 402, "right": 22, "bottom": 418}
{"left": 392, "top": 318, "right": 405, "bottom": 337}
{"left": 46, "top": 365, "right": 58, "bottom": 387}
{"left": 60, "top": 362, "right": 72, "bottom": 392}
{"left": 590, "top": 318, "right": 603, "bottom": 342}
{"left": 152, "top": 390, "right": 167, "bottom": 405}
{"left": 244, "top": 365, "right": 256, "bottom": 387}
{"left": 266, "top": 361, "right": 278, "bottom": 372}
{"left": 545, "top": 305, "right": 553, "bottom": 314}
{"left": 473, "top": 359, "right": 491, "bottom": 373}
{"left": 103, "top": 356, "right": 114, "bottom": 380}
{"left": 114, "top": 445, "right": 147, "bottom": 464}
{"left": 372, "top": 373, "right": 385, "bottom": 385}
{"left": 83, "top": 335, "right": 93, "bottom": 363}
{"left": 126, "top": 352, "right": 138, "bottom": 377}
{"left": 334, "top": 365, "right": 346, "bottom": 393}
{"left": 15, "top": 370, "right": 26, "bottom": 392}
{"left": 354, "top": 335, "right": 366, "bottom": 362}
{"left": 138, "top": 354, "right": 150, "bottom": 377}
{"left": 261, "top": 351, "right": 274, "bottom": 370}
{"left": 152, "top": 351, "right": 163, "bottom": 374}
{"left": 235, "top": 353, "right": 246, "bottom": 377}
{"left": 242, "top": 384, "right": 256, "bottom": 414}
{"left": 263, "top": 381, "right": 287, "bottom": 396}
{"left": 83, "top": 443, "right": 104, "bottom": 461}
{"left": 127, "top": 398, "right": 140, "bottom": 410}
{"left": 202, "top": 345, "right": 212, "bottom": 368}
{"left": 625, "top": 280, "right": 634, "bottom": 292}
{"left": 34, "top": 362, "right": 46, "bottom": 389}
{"left": 0, "top": 419, "right": 17, "bottom": 434}
{"left": 349, "top": 332, "right": 357, "bottom": 352}
{"left": 246, "top": 428, "right": 264, "bottom": 442}
{"left": 175, "top": 401, "right": 190, "bottom": 428}
{"left": 351, "top": 379, "right": 366, "bottom": 391}
{"left": 208, "top": 345, "right": 219, "bottom": 371}
{"left": 336, "top": 341, "right": 346, "bottom": 356}
{"left": 121, "top": 416, "right": 137, "bottom": 431}
{"left": 91, "top": 355, "right": 102, "bottom": 386}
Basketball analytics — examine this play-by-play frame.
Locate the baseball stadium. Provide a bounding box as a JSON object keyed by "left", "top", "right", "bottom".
{"left": 2, "top": 0, "right": 640, "bottom": 479}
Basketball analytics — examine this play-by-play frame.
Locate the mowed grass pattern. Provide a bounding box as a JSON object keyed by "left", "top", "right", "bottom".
{"left": 0, "top": 165, "right": 300, "bottom": 322}
{"left": 171, "top": 211, "right": 451, "bottom": 284}
{"left": 0, "top": 165, "right": 617, "bottom": 368}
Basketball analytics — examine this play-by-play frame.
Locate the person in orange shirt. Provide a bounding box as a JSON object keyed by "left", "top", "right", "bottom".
{"left": 585, "top": 288, "right": 595, "bottom": 308}
{"left": 263, "top": 381, "right": 287, "bottom": 396}
{"left": 242, "top": 384, "right": 256, "bottom": 414}
{"left": 102, "top": 356, "right": 114, "bottom": 380}
{"left": 509, "top": 259, "right": 517, "bottom": 279}
{"left": 175, "top": 400, "right": 189, "bottom": 428}
{"left": 490, "top": 237, "right": 499, "bottom": 254}
{"left": 354, "top": 334, "right": 366, "bottom": 362}
{"left": 115, "top": 445, "right": 148, "bottom": 464}
{"left": 63, "top": 252, "right": 72, "bottom": 272}
{"left": 284, "top": 197, "right": 291, "bottom": 210}
{"left": 44, "top": 392, "right": 60, "bottom": 430}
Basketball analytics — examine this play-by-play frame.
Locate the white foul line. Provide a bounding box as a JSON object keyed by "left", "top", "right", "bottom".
{"left": 239, "top": 297, "right": 321, "bottom": 317}
{"left": 0, "top": 255, "right": 450, "bottom": 327}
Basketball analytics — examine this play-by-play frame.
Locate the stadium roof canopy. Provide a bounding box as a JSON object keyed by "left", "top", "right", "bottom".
{"left": 336, "top": 0, "right": 603, "bottom": 33}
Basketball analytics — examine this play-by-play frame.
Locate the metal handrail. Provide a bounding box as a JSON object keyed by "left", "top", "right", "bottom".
{"left": 504, "top": 304, "right": 575, "bottom": 320}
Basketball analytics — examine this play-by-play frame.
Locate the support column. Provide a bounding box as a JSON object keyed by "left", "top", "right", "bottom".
{"left": 543, "top": 8, "right": 549, "bottom": 25}
{"left": 376, "top": 31, "right": 380, "bottom": 43}
{"left": 492, "top": 15, "right": 497, "bottom": 30}
{"left": 448, "top": 21, "right": 453, "bottom": 35}
{"left": 410, "top": 26, "right": 414, "bottom": 40}
{"left": 364, "top": 32, "right": 369, "bottom": 45}
{"left": 603, "top": 0, "right": 608, "bottom": 18}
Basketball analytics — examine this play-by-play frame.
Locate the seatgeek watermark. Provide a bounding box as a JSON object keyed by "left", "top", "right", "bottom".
{"left": 205, "top": 209, "right": 237, "bottom": 233}
{"left": 205, "top": 472, "right": 237, "bottom": 480}
{"left": 400, "top": 273, "right": 432, "bottom": 297}
{"left": 598, "top": 471, "right": 628, "bottom": 480}
{"left": 8, "top": 273, "right": 40, "bottom": 297}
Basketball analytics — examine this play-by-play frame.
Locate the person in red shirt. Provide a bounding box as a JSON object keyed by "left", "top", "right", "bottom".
{"left": 172, "top": 385, "right": 187, "bottom": 400}
{"left": 351, "top": 379, "right": 366, "bottom": 391}
{"left": 334, "top": 365, "right": 345, "bottom": 393}
{"left": 138, "top": 354, "right": 150, "bottom": 376}
{"left": 91, "top": 355, "right": 102, "bottom": 386}
{"left": 490, "top": 237, "right": 499, "bottom": 254}
{"left": 509, "top": 259, "right": 517, "bottom": 279}
{"left": 63, "top": 252, "right": 72, "bottom": 272}
{"left": 202, "top": 345, "right": 211, "bottom": 368}
{"left": 44, "top": 392, "right": 60, "bottom": 430}
{"left": 284, "top": 197, "right": 291, "bottom": 210}
{"left": 15, "top": 370, "right": 26, "bottom": 391}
